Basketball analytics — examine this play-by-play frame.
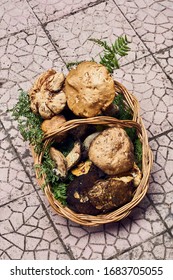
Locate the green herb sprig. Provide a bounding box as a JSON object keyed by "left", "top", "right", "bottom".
{"left": 113, "top": 93, "right": 132, "bottom": 120}
{"left": 11, "top": 90, "right": 44, "bottom": 154}
{"left": 11, "top": 90, "right": 69, "bottom": 205}
{"left": 35, "top": 146, "right": 68, "bottom": 205}
{"left": 134, "top": 138, "right": 142, "bottom": 170}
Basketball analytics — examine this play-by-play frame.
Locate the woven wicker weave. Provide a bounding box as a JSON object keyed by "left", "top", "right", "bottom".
{"left": 31, "top": 81, "right": 153, "bottom": 226}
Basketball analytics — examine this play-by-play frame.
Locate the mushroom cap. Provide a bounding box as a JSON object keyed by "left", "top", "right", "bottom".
{"left": 64, "top": 61, "right": 115, "bottom": 117}
{"left": 46, "top": 72, "right": 65, "bottom": 92}
{"left": 29, "top": 69, "right": 66, "bottom": 119}
{"left": 41, "top": 115, "right": 66, "bottom": 133}
{"left": 41, "top": 115, "right": 67, "bottom": 142}
{"left": 88, "top": 127, "right": 134, "bottom": 175}
{"left": 66, "top": 164, "right": 104, "bottom": 215}
{"left": 88, "top": 176, "right": 134, "bottom": 212}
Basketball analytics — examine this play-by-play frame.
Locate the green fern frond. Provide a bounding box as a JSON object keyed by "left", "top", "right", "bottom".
{"left": 89, "top": 38, "right": 112, "bottom": 52}
{"left": 113, "top": 36, "right": 130, "bottom": 56}
{"left": 89, "top": 35, "right": 130, "bottom": 73}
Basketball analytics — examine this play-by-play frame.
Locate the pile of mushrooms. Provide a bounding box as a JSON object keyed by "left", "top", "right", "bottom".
{"left": 66, "top": 127, "right": 141, "bottom": 214}
{"left": 29, "top": 62, "right": 142, "bottom": 215}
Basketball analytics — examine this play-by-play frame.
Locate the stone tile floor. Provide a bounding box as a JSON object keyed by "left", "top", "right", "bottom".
{"left": 0, "top": 0, "right": 173, "bottom": 260}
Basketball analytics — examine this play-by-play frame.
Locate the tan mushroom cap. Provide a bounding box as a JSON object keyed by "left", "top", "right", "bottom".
{"left": 41, "top": 115, "right": 66, "bottom": 133}
{"left": 88, "top": 127, "right": 134, "bottom": 175}
{"left": 46, "top": 72, "right": 65, "bottom": 92}
{"left": 41, "top": 115, "right": 67, "bottom": 142}
{"left": 29, "top": 69, "right": 66, "bottom": 119}
{"left": 64, "top": 61, "right": 115, "bottom": 117}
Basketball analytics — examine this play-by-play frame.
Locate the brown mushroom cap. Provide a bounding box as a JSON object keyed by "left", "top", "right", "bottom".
{"left": 66, "top": 165, "right": 104, "bottom": 215}
{"left": 88, "top": 176, "right": 134, "bottom": 212}
{"left": 64, "top": 61, "right": 115, "bottom": 117}
{"left": 46, "top": 72, "right": 65, "bottom": 92}
{"left": 88, "top": 127, "right": 134, "bottom": 175}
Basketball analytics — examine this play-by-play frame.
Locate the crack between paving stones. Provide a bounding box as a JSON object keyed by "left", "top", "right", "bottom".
{"left": 149, "top": 128, "right": 173, "bottom": 142}
{"left": 0, "top": 120, "right": 74, "bottom": 260}
{"left": 39, "top": 0, "right": 107, "bottom": 25}
{"left": 25, "top": 0, "right": 67, "bottom": 68}
{"left": 0, "top": 0, "right": 107, "bottom": 43}
{"left": 32, "top": 1, "right": 109, "bottom": 72}
{"left": 113, "top": 0, "right": 173, "bottom": 85}
{"left": 146, "top": 194, "right": 173, "bottom": 236}
{"left": 108, "top": 229, "right": 168, "bottom": 260}
{"left": 25, "top": 0, "right": 107, "bottom": 71}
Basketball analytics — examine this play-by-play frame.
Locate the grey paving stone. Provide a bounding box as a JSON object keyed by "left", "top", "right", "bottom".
{"left": 28, "top": 0, "right": 102, "bottom": 23}
{"left": 115, "top": 0, "right": 173, "bottom": 53}
{"left": 0, "top": 122, "right": 35, "bottom": 205}
{"left": 113, "top": 55, "right": 173, "bottom": 137}
{"left": 37, "top": 188, "right": 166, "bottom": 259}
{"left": 45, "top": 0, "right": 149, "bottom": 66}
{"left": 155, "top": 47, "right": 173, "bottom": 81}
{"left": 0, "top": 192, "right": 70, "bottom": 260}
{"left": 0, "top": 0, "right": 39, "bottom": 39}
{"left": 149, "top": 131, "right": 173, "bottom": 229}
{"left": 117, "top": 232, "right": 173, "bottom": 260}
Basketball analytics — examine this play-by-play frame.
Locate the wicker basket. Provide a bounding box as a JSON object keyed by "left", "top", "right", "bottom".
{"left": 28, "top": 80, "right": 152, "bottom": 226}
{"left": 31, "top": 113, "right": 153, "bottom": 226}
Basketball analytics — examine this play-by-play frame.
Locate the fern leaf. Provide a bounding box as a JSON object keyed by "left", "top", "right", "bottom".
{"left": 89, "top": 38, "right": 112, "bottom": 52}
{"left": 89, "top": 35, "right": 130, "bottom": 72}
{"left": 113, "top": 36, "right": 130, "bottom": 56}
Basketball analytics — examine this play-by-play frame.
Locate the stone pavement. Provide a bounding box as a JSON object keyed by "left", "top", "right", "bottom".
{"left": 0, "top": 0, "right": 173, "bottom": 260}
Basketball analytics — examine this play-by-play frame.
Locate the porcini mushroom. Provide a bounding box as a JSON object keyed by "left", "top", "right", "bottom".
{"left": 29, "top": 69, "right": 66, "bottom": 119}
{"left": 66, "top": 141, "right": 81, "bottom": 170}
{"left": 88, "top": 176, "right": 134, "bottom": 212}
{"left": 66, "top": 165, "right": 104, "bottom": 215}
{"left": 88, "top": 127, "right": 134, "bottom": 175}
{"left": 83, "top": 132, "right": 100, "bottom": 151}
{"left": 41, "top": 115, "right": 67, "bottom": 142}
{"left": 130, "top": 162, "right": 142, "bottom": 187}
{"left": 50, "top": 147, "right": 67, "bottom": 178}
{"left": 64, "top": 61, "right": 115, "bottom": 117}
